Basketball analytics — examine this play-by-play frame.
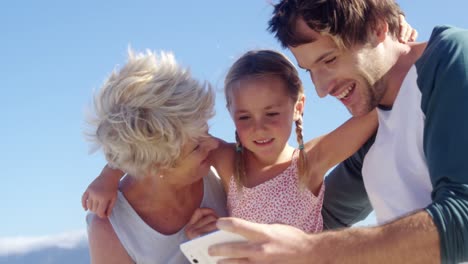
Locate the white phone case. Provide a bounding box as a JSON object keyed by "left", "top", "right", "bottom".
{"left": 180, "top": 230, "right": 247, "bottom": 264}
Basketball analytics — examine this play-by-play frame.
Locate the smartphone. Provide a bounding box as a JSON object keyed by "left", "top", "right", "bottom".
{"left": 180, "top": 230, "right": 247, "bottom": 264}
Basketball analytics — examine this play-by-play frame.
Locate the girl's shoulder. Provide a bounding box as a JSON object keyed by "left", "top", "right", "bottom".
{"left": 209, "top": 138, "right": 236, "bottom": 185}
{"left": 212, "top": 139, "right": 236, "bottom": 158}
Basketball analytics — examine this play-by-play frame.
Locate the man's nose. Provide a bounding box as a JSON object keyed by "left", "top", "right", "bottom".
{"left": 309, "top": 70, "right": 330, "bottom": 98}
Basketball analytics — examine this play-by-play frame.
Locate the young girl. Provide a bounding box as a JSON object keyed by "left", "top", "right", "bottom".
{"left": 83, "top": 49, "right": 377, "bottom": 237}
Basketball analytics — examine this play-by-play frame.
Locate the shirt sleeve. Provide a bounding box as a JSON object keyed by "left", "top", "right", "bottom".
{"left": 416, "top": 25, "right": 468, "bottom": 264}
{"left": 322, "top": 135, "right": 375, "bottom": 229}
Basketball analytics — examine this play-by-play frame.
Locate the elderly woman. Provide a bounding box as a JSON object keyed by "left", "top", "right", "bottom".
{"left": 85, "top": 50, "right": 227, "bottom": 264}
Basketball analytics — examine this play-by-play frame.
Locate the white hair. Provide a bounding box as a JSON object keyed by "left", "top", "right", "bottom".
{"left": 86, "top": 49, "right": 214, "bottom": 177}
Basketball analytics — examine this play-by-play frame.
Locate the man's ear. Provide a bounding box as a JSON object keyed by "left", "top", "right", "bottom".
{"left": 372, "top": 20, "right": 389, "bottom": 44}
{"left": 294, "top": 95, "right": 305, "bottom": 121}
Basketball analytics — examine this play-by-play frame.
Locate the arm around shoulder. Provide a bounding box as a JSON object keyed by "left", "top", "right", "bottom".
{"left": 209, "top": 138, "right": 236, "bottom": 189}
{"left": 87, "top": 214, "right": 133, "bottom": 264}
{"left": 305, "top": 110, "right": 377, "bottom": 177}
{"left": 416, "top": 26, "right": 468, "bottom": 263}
{"left": 303, "top": 110, "right": 377, "bottom": 194}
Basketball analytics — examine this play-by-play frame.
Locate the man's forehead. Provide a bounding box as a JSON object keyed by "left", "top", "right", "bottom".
{"left": 289, "top": 37, "right": 338, "bottom": 69}
{"left": 294, "top": 17, "right": 322, "bottom": 43}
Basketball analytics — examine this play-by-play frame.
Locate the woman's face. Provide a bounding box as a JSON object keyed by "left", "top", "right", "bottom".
{"left": 162, "top": 134, "right": 219, "bottom": 185}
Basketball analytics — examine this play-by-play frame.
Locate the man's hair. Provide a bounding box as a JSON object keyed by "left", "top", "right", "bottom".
{"left": 269, "top": 0, "right": 403, "bottom": 49}
{"left": 86, "top": 50, "right": 214, "bottom": 177}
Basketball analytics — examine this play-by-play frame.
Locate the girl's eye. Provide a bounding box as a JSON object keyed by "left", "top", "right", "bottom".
{"left": 267, "top": 112, "right": 279, "bottom": 117}
{"left": 238, "top": 116, "right": 250, "bottom": 120}
{"left": 324, "top": 57, "right": 336, "bottom": 64}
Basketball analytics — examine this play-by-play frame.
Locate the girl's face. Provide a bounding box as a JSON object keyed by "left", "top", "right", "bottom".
{"left": 161, "top": 132, "right": 219, "bottom": 185}
{"left": 228, "top": 76, "right": 303, "bottom": 163}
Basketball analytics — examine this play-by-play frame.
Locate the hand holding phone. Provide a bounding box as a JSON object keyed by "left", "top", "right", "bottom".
{"left": 180, "top": 230, "right": 246, "bottom": 263}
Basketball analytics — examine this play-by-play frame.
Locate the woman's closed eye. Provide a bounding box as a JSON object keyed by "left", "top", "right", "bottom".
{"left": 186, "top": 144, "right": 200, "bottom": 157}
{"left": 266, "top": 112, "right": 279, "bottom": 117}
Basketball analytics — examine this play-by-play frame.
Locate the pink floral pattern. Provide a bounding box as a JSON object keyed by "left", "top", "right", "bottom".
{"left": 227, "top": 150, "right": 325, "bottom": 233}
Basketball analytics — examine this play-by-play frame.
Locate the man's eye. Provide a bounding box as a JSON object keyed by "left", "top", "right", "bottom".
{"left": 267, "top": 112, "right": 279, "bottom": 117}
{"left": 324, "top": 57, "right": 336, "bottom": 64}
{"left": 238, "top": 116, "right": 250, "bottom": 120}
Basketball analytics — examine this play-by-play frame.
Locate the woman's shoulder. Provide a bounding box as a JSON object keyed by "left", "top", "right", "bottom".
{"left": 87, "top": 214, "right": 133, "bottom": 263}
{"left": 87, "top": 213, "right": 115, "bottom": 239}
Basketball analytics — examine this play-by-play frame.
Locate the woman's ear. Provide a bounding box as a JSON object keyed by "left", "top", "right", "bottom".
{"left": 294, "top": 95, "right": 305, "bottom": 121}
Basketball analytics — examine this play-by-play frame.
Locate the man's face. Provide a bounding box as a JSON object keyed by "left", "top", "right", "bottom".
{"left": 289, "top": 19, "right": 388, "bottom": 117}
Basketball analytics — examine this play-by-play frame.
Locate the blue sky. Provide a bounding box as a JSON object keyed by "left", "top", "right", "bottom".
{"left": 1, "top": 0, "right": 467, "bottom": 245}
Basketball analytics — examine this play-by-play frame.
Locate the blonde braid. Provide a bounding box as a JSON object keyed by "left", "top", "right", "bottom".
{"left": 234, "top": 131, "right": 245, "bottom": 189}
{"left": 295, "top": 115, "right": 309, "bottom": 187}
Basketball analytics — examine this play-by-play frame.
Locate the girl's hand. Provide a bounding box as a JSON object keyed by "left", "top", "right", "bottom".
{"left": 81, "top": 173, "right": 119, "bottom": 218}
{"left": 184, "top": 208, "right": 220, "bottom": 240}
{"left": 398, "top": 14, "right": 418, "bottom": 43}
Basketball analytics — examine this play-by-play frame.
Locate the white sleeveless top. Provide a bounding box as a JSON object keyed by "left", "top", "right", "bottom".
{"left": 87, "top": 168, "right": 227, "bottom": 264}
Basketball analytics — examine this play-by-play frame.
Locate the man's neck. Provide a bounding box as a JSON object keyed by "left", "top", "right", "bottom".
{"left": 379, "top": 41, "right": 428, "bottom": 107}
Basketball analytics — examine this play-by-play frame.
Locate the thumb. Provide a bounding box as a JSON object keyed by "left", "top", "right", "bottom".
{"left": 81, "top": 191, "right": 89, "bottom": 210}
{"left": 216, "top": 217, "right": 266, "bottom": 241}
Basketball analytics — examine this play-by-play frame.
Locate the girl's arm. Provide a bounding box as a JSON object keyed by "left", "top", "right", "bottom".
{"left": 82, "top": 165, "right": 125, "bottom": 218}
{"left": 209, "top": 138, "right": 236, "bottom": 191}
{"left": 305, "top": 110, "right": 378, "bottom": 191}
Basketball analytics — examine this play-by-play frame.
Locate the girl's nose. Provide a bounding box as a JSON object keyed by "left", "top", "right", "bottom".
{"left": 254, "top": 119, "right": 267, "bottom": 131}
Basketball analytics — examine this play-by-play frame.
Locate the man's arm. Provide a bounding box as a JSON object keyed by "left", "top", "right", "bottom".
{"left": 210, "top": 212, "right": 439, "bottom": 264}
{"left": 322, "top": 26, "right": 468, "bottom": 263}
{"left": 322, "top": 134, "right": 375, "bottom": 229}
{"left": 416, "top": 25, "right": 468, "bottom": 263}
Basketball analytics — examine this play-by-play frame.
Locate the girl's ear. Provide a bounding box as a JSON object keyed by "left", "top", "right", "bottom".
{"left": 294, "top": 95, "right": 305, "bottom": 121}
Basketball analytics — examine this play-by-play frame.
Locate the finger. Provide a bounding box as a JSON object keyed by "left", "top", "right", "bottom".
{"left": 185, "top": 213, "right": 218, "bottom": 239}
{"left": 105, "top": 196, "right": 117, "bottom": 217}
{"left": 409, "top": 29, "right": 418, "bottom": 42}
{"left": 96, "top": 200, "right": 107, "bottom": 218}
{"left": 399, "top": 24, "right": 408, "bottom": 43}
{"left": 86, "top": 198, "right": 93, "bottom": 212}
{"left": 216, "top": 217, "right": 266, "bottom": 240}
{"left": 404, "top": 25, "right": 413, "bottom": 43}
{"left": 398, "top": 15, "right": 408, "bottom": 43}
{"left": 186, "top": 208, "right": 204, "bottom": 227}
{"left": 81, "top": 192, "right": 89, "bottom": 210}
{"left": 91, "top": 200, "right": 99, "bottom": 215}
{"left": 187, "top": 222, "right": 218, "bottom": 239}
{"left": 187, "top": 208, "right": 218, "bottom": 227}
{"left": 218, "top": 258, "right": 251, "bottom": 264}
{"left": 209, "top": 240, "right": 257, "bottom": 258}
{"left": 190, "top": 214, "right": 218, "bottom": 231}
